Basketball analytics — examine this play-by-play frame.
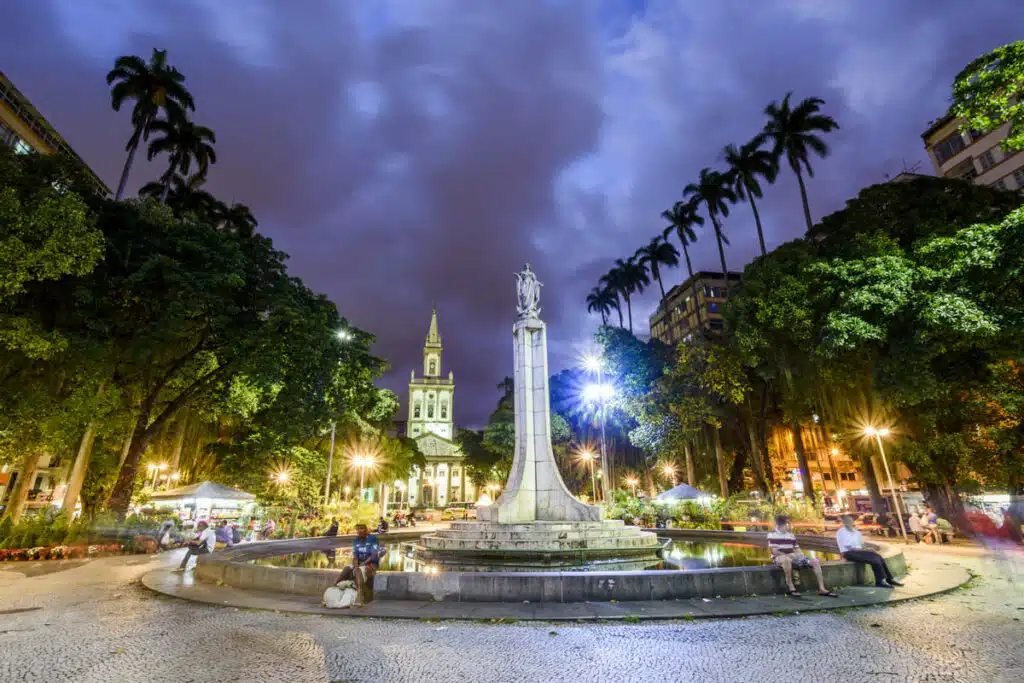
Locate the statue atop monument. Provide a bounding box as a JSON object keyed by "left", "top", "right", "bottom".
{"left": 515, "top": 263, "right": 542, "bottom": 319}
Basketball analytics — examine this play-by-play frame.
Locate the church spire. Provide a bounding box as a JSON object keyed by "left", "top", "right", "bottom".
{"left": 425, "top": 306, "right": 441, "bottom": 348}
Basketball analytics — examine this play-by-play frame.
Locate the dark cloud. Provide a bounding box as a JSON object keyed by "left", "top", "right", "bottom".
{"left": 2, "top": 0, "right": 1021, "bottom": 426}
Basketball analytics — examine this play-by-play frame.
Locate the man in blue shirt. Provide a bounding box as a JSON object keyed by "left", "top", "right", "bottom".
{"left": 339, "top": 523, "right": 380, "bottom": 605}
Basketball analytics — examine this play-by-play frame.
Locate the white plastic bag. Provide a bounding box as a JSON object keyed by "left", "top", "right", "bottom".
{"left": 323, "top": 580, "right": 358, "bottom": 608}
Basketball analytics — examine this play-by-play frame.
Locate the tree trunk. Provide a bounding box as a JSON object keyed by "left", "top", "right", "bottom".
{"left": 624, "top": 294, "right": 633, "bottom": 333}
{"left": 749, "top": 193, "right": 767, "bottom": 256}
{"left": 727, "top": 447, "right": 747, "bottom": 494}
{"left": 117, "top": 427, "right": 134, "bottom": 470}
{"left": 656, "top": 273, "right": 666, "bottom": 300}
{"left": 3, "top": 452, "right": 42, "bottom": 523}
{"left": 683, "top": 441, "right": 696, "bottom": 487}
{"left": 61, "top": 424, "right": 97, "bottom": 518}
{"left": 759, "top": 382, "right": 775, "bottom": 492}
{"left": 681, "top": 242, "right": 704, "bottom": 334}
{"left": 709, "top": 212, "right": 729, "bottom": 290}
{"left": 115, "top": 122, "right": 146, "bottom": 201}
{"left": 858, "top": 450, "right": 885, "bottom": 515}
{"left": 744, "top": 408, "right": 769, "bottom": 495}
{"left": 106, "top": 408, "right": 153, "bottom": 518}
{"left": 922, "top": 482, "right": 968, "bottom": 533}
{"left": 712, "top": 427, "right": 729, "bottom": 498}
{"left": 169, "top": 411, "right": 189, "bottom": 471}
{"left": 614, "top": 298, "right": 624, "bottom": 328}
{"left": 794, "top": 167, "right": 814, "bottom": 233}
{"left": 791, "top": 420, "right": 815, "bottom": 504}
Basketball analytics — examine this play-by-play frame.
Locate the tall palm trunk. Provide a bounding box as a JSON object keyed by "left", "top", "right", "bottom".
{"left": 2, "top": 452, "right": 42, "bottom": 523}
{"left": 623, "top": 293, "right": 633, "bottom": 333}
{"left": 654, "top": 270, "right": 666, "bottom": 300}
{"left": 709, "top": 212, "right": 729, "bottom": 290}
{"left": 791, "top": 420, "right": 815, "bottom": 504}
{"left": 613, "top": 296, "right": 624, "bottom": 328}
{"left": 115, "top": 120, "right": 147, "bottom": 201}
{"left": 748, "top": 192, "right": 767, "bottom": 256}
{"left": 679, "top": 240, "right": 704, "bottom": 333}
{"left": 600, "top": 311, "right": 607, "bottom": 326}
{"left": 793, "top": 166, "right": 814, "bottom": 233}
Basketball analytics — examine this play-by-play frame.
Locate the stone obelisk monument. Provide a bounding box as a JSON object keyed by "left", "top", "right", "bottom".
{"left": 477, "top": 264, "right": 601, "bottom": 524}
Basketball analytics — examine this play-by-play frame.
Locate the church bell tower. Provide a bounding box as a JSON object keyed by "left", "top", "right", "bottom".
{"left": 407, "top": 308, "right": 455, "bottom": 440}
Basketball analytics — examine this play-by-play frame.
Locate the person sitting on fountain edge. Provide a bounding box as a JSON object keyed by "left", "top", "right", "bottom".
{"left": 767, "top": 515, "right": 837, "bottom": 597}
{"left": 338, "top": 523, "right": 380, "bottom": 606}
{"left": 836, "top": 514, "right": 904, "bottom": 588}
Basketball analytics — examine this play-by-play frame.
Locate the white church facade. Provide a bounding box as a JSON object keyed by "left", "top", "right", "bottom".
{"left": 393, "top": 309, "right": 476, "bottom": 510}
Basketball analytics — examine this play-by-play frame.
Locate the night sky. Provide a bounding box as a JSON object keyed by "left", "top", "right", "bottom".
{"left": 3, "top": 1, "right": 1021, "bottom": 427}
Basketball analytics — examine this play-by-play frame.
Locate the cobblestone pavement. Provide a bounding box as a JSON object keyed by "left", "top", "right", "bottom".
{"left": 0, "top": 548, "right": 1021, "bottom": 683}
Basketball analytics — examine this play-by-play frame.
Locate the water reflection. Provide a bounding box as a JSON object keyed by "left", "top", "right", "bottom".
{"left": 251, "top": 540, "right": 839, "bottom": 573}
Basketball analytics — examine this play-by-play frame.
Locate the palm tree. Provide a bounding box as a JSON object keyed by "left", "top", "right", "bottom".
{"left": 107, "top": 49, "right": 195, "bottom": 200}
{"left": 586, "top": 287, "right": 618, "bottom": 327}
{"left": 217, "top": 203, "right": 258, "bottom": 238}
{"left": 603, "top": 258, "right": 649, "bottom": 333}
{"left": 684, "top": 168, "right": 736, "bottom": 292}
{"left": 635, "top": 236, "right": 680, "bottom": 301}
{"left": 140, "top": 172, "right": 221, "bottom": 218}
{"left": 598, "top": 268, "right": 626, "bottom": 328}
{"left": 147, "top": 118, "right": 217, "bottom": 201}
{"left": 762, "top": 93, "right": 839, "bottom": 232}
{"left": 723, "top": 136, "right": 778, "bottom": 256}
{"left": 661, "top": 200, "right": 705, "bottom": 333}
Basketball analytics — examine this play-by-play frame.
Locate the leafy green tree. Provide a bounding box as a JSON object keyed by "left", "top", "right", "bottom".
{"left": 724, "top": 136, "right": 778, "bottom": 256}
{"left": 762, "top": 93, "right": 839, "bottom": 233}
{"left": 106, "top": 48, "right": 195, "bottom": 200}
{"left": 0, "top": 147, "right": 104, "bottom": 359}
{"left": 684, "top": 168, "right": 736, "bottom": 287}
{"left": 952, "top": 40, "right": 1024, "bottom": 152}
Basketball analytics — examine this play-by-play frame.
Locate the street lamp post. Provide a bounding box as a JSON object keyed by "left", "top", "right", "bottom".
{"left": 579, "top": 450, "right": 598, "bottom": 503}
{"left": 626, "top": 477, "right": 638, "bottom": 497}
{"left": 663, "top": 463, "right": 677, "bottom": 487}
{"left": 582, "top": 354, "right": 612, "bottom": 502}
{"left": 865, "top": 426, "right": 908, "bottom": 542}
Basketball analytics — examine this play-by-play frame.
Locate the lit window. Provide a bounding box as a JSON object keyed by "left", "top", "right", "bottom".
{"left": 13, "top": 138, "right": 32, "bottom": 155}
{"left": 440, "top": 402, "right": 448, "bottom": 419}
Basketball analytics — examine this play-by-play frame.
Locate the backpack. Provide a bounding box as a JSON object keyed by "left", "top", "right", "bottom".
{"left": 323, "top": 580, "right": 358, "bottom": 608}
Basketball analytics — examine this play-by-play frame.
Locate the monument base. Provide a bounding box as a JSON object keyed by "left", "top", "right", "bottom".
{"left": 419, "top": 520, "right": 660, "bottom": 562}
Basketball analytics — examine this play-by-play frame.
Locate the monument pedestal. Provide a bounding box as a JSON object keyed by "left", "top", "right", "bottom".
{"left": 477, "top": 318, "right": 600, "bottom": 523}
{"left": 417, "top": 265, "right": 656, "bottom": 568}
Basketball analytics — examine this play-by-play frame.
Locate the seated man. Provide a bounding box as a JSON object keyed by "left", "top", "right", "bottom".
{"left": 338, "top": 523, "right": 380, "bottom": 606}
{"left": 836, "top": 514, "right": 903, "bottom": 588}
{"left": 174, "top": 520, "right": 216, "bottom": 572}
{"left": 767, "top": 515, "right": 837, "bottom": 597}
{"left": 214, "top": 520, "right": 234, "bottom": 549}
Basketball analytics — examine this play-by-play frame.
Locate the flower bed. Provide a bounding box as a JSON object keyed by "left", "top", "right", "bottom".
{"left": 0, "top": 543, "right": 125, "bottom": 562}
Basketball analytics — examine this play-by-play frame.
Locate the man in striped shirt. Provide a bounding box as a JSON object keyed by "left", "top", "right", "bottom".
{"left": 767, "top": 515, "right": 837, "bottom": 597}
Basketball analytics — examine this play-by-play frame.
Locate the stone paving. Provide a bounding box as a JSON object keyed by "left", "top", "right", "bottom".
{"left": 0, "top": 546, "right": 1022, "bottom": 682}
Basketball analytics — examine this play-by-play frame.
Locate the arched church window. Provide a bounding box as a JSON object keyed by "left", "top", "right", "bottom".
{"left": 428, "top": 403, "right": 434, "bottom": 418}
{"left": 413, "top": 401, "right": 421, "bottom": 418}
{"left": 429, "top": 359, "right": 436, "bottom": 375}
{"left": 440, "top": 401, "right": 448, "bottom": 419}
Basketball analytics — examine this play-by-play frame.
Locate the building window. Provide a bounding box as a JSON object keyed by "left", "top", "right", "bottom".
{"left": 413, "top": 401, "right": 421, "bottom": 418}
{"left": 427, "top": 403, "right": 434, "bottom": 418}
{"left": 429, "top": 359, "right": 436, "bottom": 375}
{"left": 708, "top": 302, "right": 719, "bottom": 314}
{"left": 967, "top": 129, "right": 987, "bottom": 143}
{"left": 1014, "top": 168, "right": 1024, "bottom": 188}
{"left": 709, "top": 319, "right": 724, "bottom": 331}
{"left": 932, "top": 133, "right": 966, "bottom": 164}
{"left": 978, "top": 149, "right": 997, "bottom": 171}
{"left": 13, "top": 138, "right": 32, "bottom": 155}
{"left": 992, "top": 178, "right": 1007, "bottom": 191}
{"left": 440, "top": 401, "right": 448, "bottom": 419}
{"left": 823, "top": 473, "right": 832, "bottom": 481}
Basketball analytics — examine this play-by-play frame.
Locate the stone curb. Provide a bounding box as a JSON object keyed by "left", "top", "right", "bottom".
{"left": 141, "top": 557, "right": 971, "bottom": 621}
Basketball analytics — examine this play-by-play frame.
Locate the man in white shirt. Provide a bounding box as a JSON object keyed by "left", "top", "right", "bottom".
{"left": 837, "top": 514, "right": 903, "bottom": 588}
{"left": 174, "top": 520, "right": 216, "bottom": 572}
